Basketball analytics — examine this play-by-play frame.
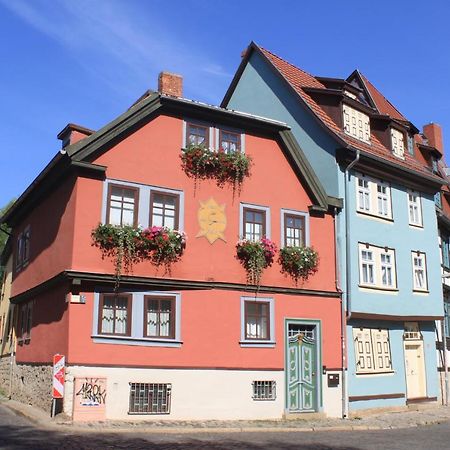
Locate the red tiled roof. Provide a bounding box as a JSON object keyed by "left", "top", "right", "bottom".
{"left": 257, "top": 45, "right": 440, "bottom": 182}
{"left": 359, "top": 73, "right": 407, "bottom": 122}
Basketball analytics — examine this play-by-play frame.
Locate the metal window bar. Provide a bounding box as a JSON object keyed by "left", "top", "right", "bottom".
{"left": 252, "top": 381, "right": 276, "bottom": 401}
{"left": 128, "top": 383, "right": 172, "bottom": 414}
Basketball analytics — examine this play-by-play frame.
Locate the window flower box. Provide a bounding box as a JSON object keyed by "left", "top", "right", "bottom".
{"left": 279, "top": 246, "right": 318, "bottom": 284}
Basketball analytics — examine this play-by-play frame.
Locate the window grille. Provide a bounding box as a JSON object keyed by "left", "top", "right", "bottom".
{"left": 129, "top": 383, "right": 172, "bottom": 414}
{"left": 252, "top": 381, "right": 276, "bottom": 400}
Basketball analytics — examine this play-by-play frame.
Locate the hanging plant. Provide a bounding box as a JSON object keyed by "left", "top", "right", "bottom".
{"left": 279, "top": 246, "right": 319, "bottom": 284}
{"left": 91, "top": 224, "right": 186, "bottom": 289}
{"left": 236, "top": 238, "right": 277, "bottom": 286}
{"left": 180, "top": 144, "right": 252, "bottom": 196}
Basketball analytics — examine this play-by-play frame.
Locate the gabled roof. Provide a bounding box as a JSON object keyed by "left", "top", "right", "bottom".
{"left": 222, "top": 42, "right": 443, "bottom": 188}
{"left": 1, "top": 92, "right": 339, "bottom": 226}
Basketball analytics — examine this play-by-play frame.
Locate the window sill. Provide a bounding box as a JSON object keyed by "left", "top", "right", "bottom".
{"left": 409, "top": 223, "right": 424, "bottom": 230}
{"left": 92, "top": 335, "right": 182, "bottom": 347}
{"left": 239, "top": 340, "right": 275, "bottom": 348}
{"left": 356, "top": 211, "right": 393, "bottom": 223}
{"left": 413, "top": 289, "right": 429, "bottom": 295}
{"left": 355, "top": 370, "right": 395, "bottom": 377}
{"left": 358, "top": 285, "right": 399, "bottom": 293}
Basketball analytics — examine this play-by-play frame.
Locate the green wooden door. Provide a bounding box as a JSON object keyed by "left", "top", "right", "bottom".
{"left": 287, "top": 328, "right": 317, "bottom": 412}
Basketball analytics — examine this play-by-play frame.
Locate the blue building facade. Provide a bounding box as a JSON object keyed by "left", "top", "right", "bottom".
{"left": 223, "top": 42, "right": 444, "bottom": 415}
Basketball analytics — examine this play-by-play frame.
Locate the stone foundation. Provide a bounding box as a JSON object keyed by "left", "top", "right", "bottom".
{"left": 0, "top": 355, "right": 52, "bottom": 413}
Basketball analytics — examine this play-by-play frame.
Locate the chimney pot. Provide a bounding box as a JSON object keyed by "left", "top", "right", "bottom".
{"left": 423, "top": 122, "right": 444, "bottom": 156}
{"left": 158, "top": 72, "right": 183, "bottom": 97}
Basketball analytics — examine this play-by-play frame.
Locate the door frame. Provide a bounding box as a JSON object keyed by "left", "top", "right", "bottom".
{"left": 403, "top": 339, "right": 427, "bottom": 399}
{"left": 284, "top": 318, "right": 322, "bottom": 413}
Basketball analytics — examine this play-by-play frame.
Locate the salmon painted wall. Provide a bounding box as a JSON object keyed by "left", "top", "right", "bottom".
{"left": 71, "top": 114, "right": 337, "bottom": 291}
{"left": 12, "top": 176, "right": 78, "bottom": 297}
{"left": 15, "top": 283, "right": 70, "bottom": 363}
{"left": 67, "top": 289, "right": 342, "bottom": 369}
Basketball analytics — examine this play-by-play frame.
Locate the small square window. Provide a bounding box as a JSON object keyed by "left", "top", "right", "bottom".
{"left": 245, "top": 301, "right": 270, "bottom": 340}
{"left": 243, "top": 208, "right": 266, "bottom": 242}
{"left": 129, "top": 383, "right": 172, "bottom": 415}
{"left": 107, "top": 185, "right": 139, "bottom": 227}
{"left": 150, "top": 192, "right": 179, "bottom": 229}
{"left": 219, "top": 130, "right": 241, "bottom": 153}
{"left": 144, "top": 296, "right": 175, "bottom": 339}
{"left": 252, "top": 381, "right": 276, "bottom": 400}
{"left": 186, "top": 123, "right": 209, "bottom": 147}
{"left": 98, "top": 294, "right": 132, "bottom": 336}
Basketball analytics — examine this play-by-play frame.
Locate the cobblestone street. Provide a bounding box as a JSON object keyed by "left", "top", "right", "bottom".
{"left": 1, "top": 403, "right": 450, "bottom": 450}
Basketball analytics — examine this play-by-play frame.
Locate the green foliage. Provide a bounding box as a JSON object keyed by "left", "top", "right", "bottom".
{"left": 92, "top": 224, "right": 186, "bottom": 289}
{"left": 279, "top": 246, "right": 319, "bottom": 284}
{"left": 236, "top": 238, "right": 277, "bottom": 286}
{"left": 180, "top": 144, "right": 252, "bottom": 195}
{"left": 0, "top": 199, "right": 16, "bottom": 289}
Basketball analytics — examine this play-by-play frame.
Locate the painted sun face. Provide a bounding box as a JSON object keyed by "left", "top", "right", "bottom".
{"left": 196, "top": 198, "right": 227, "bottom": 244}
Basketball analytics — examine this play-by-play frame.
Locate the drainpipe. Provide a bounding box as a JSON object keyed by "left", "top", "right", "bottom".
{"left": 342, "top": 149, "right": 360, "bottom": 418}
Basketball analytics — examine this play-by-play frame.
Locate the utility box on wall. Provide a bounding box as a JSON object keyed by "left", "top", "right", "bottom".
{"left": 327, "top": 373, "right": 340, "bottom": 387}
{"left": 72, "top": 377, "right": 107, "bottom": 421}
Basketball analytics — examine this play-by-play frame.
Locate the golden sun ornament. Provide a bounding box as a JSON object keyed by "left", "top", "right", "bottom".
{"left": 196, "top": 198, "right": 227, "bottom": 244}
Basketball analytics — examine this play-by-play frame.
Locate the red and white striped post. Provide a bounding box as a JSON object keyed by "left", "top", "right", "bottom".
{"left": 52, "top": 354, "right": 65, "bottom": 417}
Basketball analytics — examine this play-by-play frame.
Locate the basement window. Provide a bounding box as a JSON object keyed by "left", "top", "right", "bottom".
{"left": 128, "top": 383, "right": 172, "bottom": 414}
{"left": 252, "top": 380, "right": 276, "bottom": 400}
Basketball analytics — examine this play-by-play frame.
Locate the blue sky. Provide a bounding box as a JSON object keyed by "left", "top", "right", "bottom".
{"left": 1, "top": 0, "right": 449, "bottom": 208}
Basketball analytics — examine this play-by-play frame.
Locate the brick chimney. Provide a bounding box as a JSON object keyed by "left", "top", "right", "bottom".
{"left": 57, "top": 123, "right": 94, "bottom": 149}
{"left": 423, "top": 122, "right": 444, "bottom": 156}
{"left": 158, "top": 72, "right": 183, "bottom": 97}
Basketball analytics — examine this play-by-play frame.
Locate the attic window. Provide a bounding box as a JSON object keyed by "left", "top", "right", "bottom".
{"left": 344, "top": 90, "right": 357, "bottom": 100}
{"left": 391, "top": 128, "right": 405, "bottom": 159}
{"left": 342, "top": 104, "right": 370, "bottom": 143}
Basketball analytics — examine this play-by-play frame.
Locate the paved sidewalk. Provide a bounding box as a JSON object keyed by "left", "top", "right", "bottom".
{"left": 2, "top": 397, "right": 450, "bottom": 434}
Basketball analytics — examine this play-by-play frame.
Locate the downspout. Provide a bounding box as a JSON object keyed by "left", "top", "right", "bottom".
{"left": 342, "top": 149, "right": 360, "bottom": 418}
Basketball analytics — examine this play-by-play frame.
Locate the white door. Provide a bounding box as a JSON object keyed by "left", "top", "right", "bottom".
{"left": 404, "top": 342, "right": 426, "bottom": 399}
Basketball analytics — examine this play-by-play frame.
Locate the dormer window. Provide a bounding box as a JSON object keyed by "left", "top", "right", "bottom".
{"left": 344, "top": 90, "right": 357, "bottom": 100}
{"left": 391, "top": 128, "right": 405, "bottom": 158}
{"left": 342, "top": 104, "right": 370, "bottom": 143}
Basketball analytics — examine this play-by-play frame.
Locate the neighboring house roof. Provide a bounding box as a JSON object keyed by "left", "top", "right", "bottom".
{"left": 222, "top": 42, "right": 443, "bottom": 187}
{"left": 357, "top": 72, "right": 407, "bottom": 122}
{"left": 1, "top": 92, "right": 339, "bottom": 227}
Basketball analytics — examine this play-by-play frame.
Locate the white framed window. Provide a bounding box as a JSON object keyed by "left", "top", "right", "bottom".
{"left": 358, "top": 243, "right": 397, "bottom": 290}
{"left": 240, "top": 296, "right": 275, "bottom": 347}
{"left": 280, "top": 209, "right": 309, "bottom": 247}
{"left": 343, "top": 104, "right": 371, "bottom": 143}
{"left": 355, "top": 174, "right": 392, "bottom": 220}
{"left": 407, "top": 190, "right": 423, "bottom": 227}
{"left": 412, "top": 252, "right": 428, "bottom": 292}
{"left": 391, "top": 128, "right": 405, "bottom": 158}
{"left": 239, "top": 203, "right": 270, "bottom": 241}
{"left": 353, "top": 327, "right": 392, "bottom": 374}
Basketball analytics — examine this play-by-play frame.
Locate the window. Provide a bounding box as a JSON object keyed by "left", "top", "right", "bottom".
{"left": 431, "top": 157, "right": 439, "bottom": 173}
{"left": 243, "top": 207, "right": 266, "bottom": 241}
{"left": 241, "top": 297, "right": 274, "bottom": 346}
{"left": 444, "top": 302, "right": 450, "bottom": 339}
{"left": 219, "top": 130, "right": 241, "bottom": 153}
{"left": 404, "top": 322, "right": 422, "bottom": 340}
{"left": 358, "top": 244, "right": 397, "bottom": 290}
{"left": 435, "top": 191, "right": 443, "bottom": 209}
{"left": 144, "top": 296, "right": 175, "bottom": 339}
{"left": 186, "top": 122, "right": 209, "bottom": 147}
{"left": 106, "top": 185, "right": 138, "bottom": 227}
{"left": 282, "top": 212, "right": 306, "bottom": 247}
{"left": 18, "top": 302, "right": 32, "bottom": 343}
{"left": 252, "top": 381, "right": 276, "bottom": 400}
{"left": 245, "top": 301, "right": 270, "bottom": 340}
{"left": 150, "top": 192, "right": 179, "bottom": 229}
{"left": 15, "top": 227, "right": 31, "bottom": 271}
{"left": 407, "top": 135, "right": 415, "bottom": 155}
{"left": 342, "top": 104, "right": 370, "bottom": 143}
{"left": 129, "top": 383, "right": 171, "bottom": 415}
{"left": 407, "top": 190, "right": 423, "bottom": 227}
{"left": 391, "top": 128, "right": 405, "bottom": 158}
{"left": 412, "top": 252, "right": 428, "bottom": 291}
{"left": 355, "top": 174, "right": 392, "bottom": 220}
{"left": 441, "top": 234, "right": 450, "bottom": 269}
{"left": 353, "top": 327, "right": 392, "bottom": 374}
{"left": 98, "top": 294, "right": 131, "bottom": 336}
